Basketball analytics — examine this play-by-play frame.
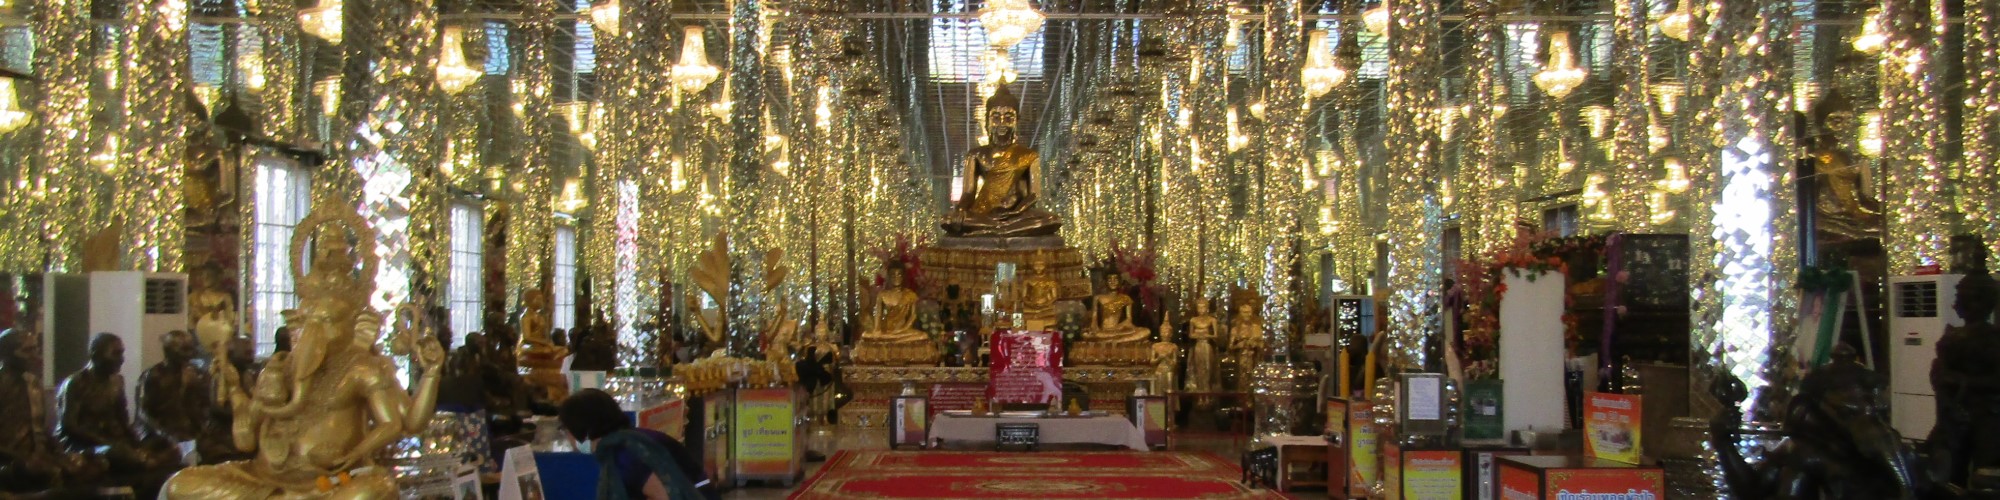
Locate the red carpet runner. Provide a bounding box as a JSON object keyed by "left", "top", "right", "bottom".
{"left": 788, "top": 451, "right": 1285, "bottom": 499}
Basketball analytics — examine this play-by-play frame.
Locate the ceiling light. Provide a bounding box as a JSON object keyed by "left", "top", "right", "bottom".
{"left": 1534, "top": 31, "right": 1587, "bottom": 99}
{"left": 1364, "top": 3, "right": 1390, "bottom": 36}
{"left": 980, "top": 0, "right": 1046, "bottom": 51}
{"left": 672, "top": 26, "right": 721, "bottom": 95}
{"left": 590, "top": 0, "right": 621, "bottom": 37}
{"left": 437, "top": 26, "right": 482, "bottom": 95}
{"left": 1656, "top": 157, "right": 1690, "bottom": 193}
{"left": 1302, "top": 30, "right": 1350, "bottom": 98}
{"left": 1853, "top": 8, "right": 1887, "bottom": 54}
{"left": 299, "top": 0, "right": 342, "bottom": 45}
{"left": 1659, "top": 0, "right": 1692, "bottom": 42}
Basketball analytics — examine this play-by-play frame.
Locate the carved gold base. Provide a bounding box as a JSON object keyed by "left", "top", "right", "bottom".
{"left": 1069, "top": 341, "right": 1151, "bottom": 366}
{"left": 919, "top": 239, "right": 1092, "bottom": 301}
{"left": 850, "top": 341, "right": 941, "bottom": 366}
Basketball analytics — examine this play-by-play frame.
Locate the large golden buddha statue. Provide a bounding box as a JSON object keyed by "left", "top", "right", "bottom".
{"left": 852, "top": 263, "right": 938, "bottom": 365}
{"left": 942, "top": 84, "right": 1062, "bottom": 238}
{"left": 164, "top": 198, "right": 444, "bottom": 499}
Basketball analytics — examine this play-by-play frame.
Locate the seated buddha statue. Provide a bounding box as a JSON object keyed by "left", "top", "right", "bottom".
{"left": 514, "top": 289, "right": 569, "bottom": 402}
{"left": 1083, "top": 271, "right": 1151, "bottom": 344}
{"left": 941, "top": 83, "right": 1062, "bottom": 238}
{"left": 854, "top": 264, "right": 938, "bottom": 365}
{"left": 1019, "top": 253, "right": 1062, "bottom": 329}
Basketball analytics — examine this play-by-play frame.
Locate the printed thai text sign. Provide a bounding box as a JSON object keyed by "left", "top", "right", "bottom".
{"left": 988, "top": 330, "right": 1063, "bottom": 403}
{"left": 1583, "top": 392, "right": 1643, "bottom": 464}
{"left": 733, "top": 388, "right": 795, "bottom": 477}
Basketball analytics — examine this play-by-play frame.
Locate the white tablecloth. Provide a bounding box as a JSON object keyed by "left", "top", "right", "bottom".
{"left": 928, "top": 414, "right": 1149, "bottom": 450}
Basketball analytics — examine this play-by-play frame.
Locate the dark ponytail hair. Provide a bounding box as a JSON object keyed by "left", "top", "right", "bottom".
{"left": 557, "top": 389, "right": 631, "bottom": 442}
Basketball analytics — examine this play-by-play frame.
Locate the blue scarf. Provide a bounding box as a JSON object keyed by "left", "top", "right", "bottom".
{"left": 590, "top": 429, "right": 703, "bottom": 500}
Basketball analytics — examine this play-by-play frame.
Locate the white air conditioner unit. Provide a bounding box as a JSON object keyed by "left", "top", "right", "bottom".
{"left": 1887, "top": 274, "right": 1962, "bottom": 440}
{"left": 42, "top": 272, "right": 190, "bottom": 419}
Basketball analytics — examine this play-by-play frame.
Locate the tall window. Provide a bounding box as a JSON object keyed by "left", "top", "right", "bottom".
{"left": 449, "top": 202, "right": 484, "bottom": 339}
{"left": 250, "top": 157, "right": 312, "bottom": 355}
{"left": 552, "top": 225, "right": 577, "bottom": 332}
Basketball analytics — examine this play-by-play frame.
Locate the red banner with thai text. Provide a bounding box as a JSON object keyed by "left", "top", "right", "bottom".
{"left": 987, "top": 329, "right": 1063, "bottom": 404}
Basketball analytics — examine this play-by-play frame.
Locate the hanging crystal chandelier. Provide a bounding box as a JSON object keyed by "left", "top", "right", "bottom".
{"left": 1658, "top": 0, "right": 1692, "bottom": 42}
{"left": 980, "top": 0, "right": 1045, "bottom": 50}
{"left": 1853, "top": 8, "right": 1887, "bottom": 54}
{"left": 437, "top": 26, "right": 482, "bottom": 95}
{"left": 0, "top": 77, "right": 30, "bottom": 133}
{"left": 672, "top": 26, "right": 721, "bottom": 95}
{"left": 590, "top": 0, "right": 621, "bottom": 37}
{"left": 1858, "top": 110, "right": 1884, "bottom": 157}
{"left": 1302, "top": 30, "right": 1349, "bottom": 98}
{"left": 1656, "top": 157, "right": 1690, "bottom": 193}
{"left": 1363, "top": 2, "right": 1390, "bottom": 36}
{"left": 1534, "top": 31, "right": 1587, "bottom": 99}
{"left": 299, "top": 0, "right": 343, "bottom": 45}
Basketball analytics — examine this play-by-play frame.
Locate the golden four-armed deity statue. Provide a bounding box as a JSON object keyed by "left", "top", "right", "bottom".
{"left": 165, "top": 196, "right": 444, "bottom": 499}
{"left": 942, "top": 84, "right": 1062, "bottom": 238}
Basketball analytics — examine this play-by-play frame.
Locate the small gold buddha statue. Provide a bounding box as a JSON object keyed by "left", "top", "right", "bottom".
{"left": 942, "top": 83, "right": 1063, "bottom": 238}
{"left": 1150, "top": 337, "right": 1179, "bottom": 395}
{"left": 1807, "top": 92, "right": 1884, "bottom": 241}
{"left": 1228, "top": 302, "right": 1266, "bottom": 383}
{"left": 1019, "top": 252, "right": 1061, "bottom": 328}
{"left": 1183, "top": 300, "right": 1219, "bottom": 392}
{"left": 165, "top": 197, "right": 445, "bottom": 499}
{"left": 515, "top": 289, "right": 569, "bottom": 402}
{"left": 853, "top": 264, "right": 939, "bottom": 365}
{"left": 1083, "top": 271, "right": 1150, "bottom": 344}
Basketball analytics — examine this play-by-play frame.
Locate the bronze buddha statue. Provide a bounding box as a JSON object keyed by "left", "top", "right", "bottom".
{"left": 56, "top": 333, "right": 179, "bottom": 473}
{"left": 942, "top": 83, "right": 1062, "bottom": 238}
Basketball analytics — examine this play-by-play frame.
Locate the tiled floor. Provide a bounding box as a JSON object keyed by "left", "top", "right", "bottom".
{"left": 716, "top": 425, "right": 1338, "bottom": 499}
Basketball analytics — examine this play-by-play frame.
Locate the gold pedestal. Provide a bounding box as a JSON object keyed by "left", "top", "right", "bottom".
{"left": 1069, "top": 341, "right": 1152, "bottom": 366}
{"left": 919, "top": 236, "right": 1091, "bottom": 300}
{"left": 850, "top": 341, "right": 941, "bottom": 366}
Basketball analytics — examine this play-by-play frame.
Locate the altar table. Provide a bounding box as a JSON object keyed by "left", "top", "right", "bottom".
{"left": 928, "top": 414, "right": 1149, "bottom": 451}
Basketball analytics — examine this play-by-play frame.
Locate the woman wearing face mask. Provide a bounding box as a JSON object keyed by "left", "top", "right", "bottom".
{"left": 557, "top": 389, "right": 717, "bottom": 500}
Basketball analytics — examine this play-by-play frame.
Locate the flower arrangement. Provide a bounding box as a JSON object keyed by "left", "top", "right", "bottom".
{"left": 867, "top": 232, "right": 934, "bottom": 294}
{"left": 1109, "top": 241, "right": 1161, "bottom": 318}
{"left": 1454, "top": 231, "right": 1604, "bottom": 379}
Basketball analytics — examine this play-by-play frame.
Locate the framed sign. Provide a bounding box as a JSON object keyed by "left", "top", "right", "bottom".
{"left": 996, "top": 423, "right": 1039, "bottom": 451}
{"left": 891, "top": 395, "right": 928, "bottom": 449}
{"left": 1399, "top": 373, "right": 1448, "bottom": 437}
{"left": 1130, "top": 395, "right": 1168, "bottom": 449}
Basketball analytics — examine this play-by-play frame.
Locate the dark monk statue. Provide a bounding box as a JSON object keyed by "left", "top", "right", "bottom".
{"left": 57, "top": 333, "right": 180, "bottom": 473}
{"left": 138, "top": 330, "right": 212, "bottom": 445}
{"left": 0, "top": 329, "right": 103, "bottom": 492}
